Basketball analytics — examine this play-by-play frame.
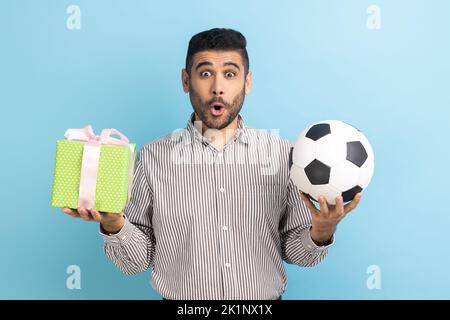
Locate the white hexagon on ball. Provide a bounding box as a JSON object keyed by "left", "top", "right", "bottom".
{"left": 309, "top": 183, "right": 342, "bottom": 205}
{"left": 292, "top": 133, "right": 316, "bottom": 168}
{"left": 329, "top": 160, "right": 361, "bottom": 192}
{"left": 315, "top": 134, "right": 347, "bottom": 167}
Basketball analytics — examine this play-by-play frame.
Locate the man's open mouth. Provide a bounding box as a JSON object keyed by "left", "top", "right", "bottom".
{"left": 210, "top": 102, "right": 225, "bottom": 116}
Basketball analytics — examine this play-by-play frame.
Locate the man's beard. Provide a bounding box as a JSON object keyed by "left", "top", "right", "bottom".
{"left": 189, "top": 83, "right": 245, "bottom": 130}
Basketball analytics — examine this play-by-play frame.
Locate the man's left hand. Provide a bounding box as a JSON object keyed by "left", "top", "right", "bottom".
{"left": 300, "top": 192, "right": 362, "bottom": 245}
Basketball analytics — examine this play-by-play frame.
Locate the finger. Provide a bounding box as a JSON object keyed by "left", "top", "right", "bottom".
{"left": 300, "top": 192, "right": 319, "bottom": 215}
{"left": 61, "top": 207, "right": 80, "bottom": 218}
{"left": 344, "top": 192, "right": 362, "bottom": 214}
{"left": 90, "top": 209, "right": 102, "bottom": 222}
{"left": 86, "top": 209, "right": 99, "bottom": 221}
{"left": 78, "top": 207, "right": 94, "bottom": 221}
{"left": 318, "top": 195, "right": 329, "bottom": 215}
{"left": 334, "top": 195, "right": 345, "bottom": 218}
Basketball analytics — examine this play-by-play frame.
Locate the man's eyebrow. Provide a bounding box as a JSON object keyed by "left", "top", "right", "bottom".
{"left": 195, "top": 61, "right": 241, "bottom": 71}
{"left": 195, "top": 61, "right": 213, "bottom": 70}
{"left": 223, "top": 62, "right": 240, "bottom": 70}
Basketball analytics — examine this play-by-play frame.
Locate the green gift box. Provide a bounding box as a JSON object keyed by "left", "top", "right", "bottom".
{"left": 50, "top": 126, "right": 136, "bottom": 213}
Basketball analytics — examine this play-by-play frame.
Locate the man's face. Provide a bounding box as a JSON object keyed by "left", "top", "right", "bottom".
{"left": 182, "top": 50, "right": 252, "bottom": 130}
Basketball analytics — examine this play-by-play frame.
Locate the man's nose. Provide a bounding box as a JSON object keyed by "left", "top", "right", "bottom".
{"left": 211, "top": 77, "right": 224, "bottom": 96}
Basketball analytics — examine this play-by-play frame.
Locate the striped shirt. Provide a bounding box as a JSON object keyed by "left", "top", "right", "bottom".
{"left": 100, "top": 113, "right": 333, "bottom": 300}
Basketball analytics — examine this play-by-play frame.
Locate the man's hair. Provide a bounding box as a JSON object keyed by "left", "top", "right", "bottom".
{"left": 185, "top": 28, "right": 249, "bottom": 76}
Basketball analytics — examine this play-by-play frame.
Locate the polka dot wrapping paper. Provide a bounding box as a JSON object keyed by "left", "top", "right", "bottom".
{"left": 50, "top": 139, "right": 136, "bottom": 213}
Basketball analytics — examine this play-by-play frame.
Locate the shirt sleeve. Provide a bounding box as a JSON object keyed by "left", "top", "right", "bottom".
{"left": 279, "top": 178, "right": 334, "bottom": 267}
{"left": 99, "top": 147, "right": 156, "bottom": 275}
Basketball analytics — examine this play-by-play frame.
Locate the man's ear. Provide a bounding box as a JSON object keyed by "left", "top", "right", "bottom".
{"left": 245, "top": 71, "right": 253, "bottom": 95}
{"left": 182, "top": 69, "right": 190, "bottom": 93}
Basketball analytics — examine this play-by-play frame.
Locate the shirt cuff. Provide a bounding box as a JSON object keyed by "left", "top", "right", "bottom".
{"left": 99, "top": 216, "right": 134, "bottom": 247}
{"left": 300, "top": 227, "right": 334, "bottom": 252}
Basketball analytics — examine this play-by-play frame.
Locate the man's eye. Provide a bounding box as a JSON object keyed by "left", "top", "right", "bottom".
{"left": 201, "top": 71, "right": 212, "bottom": 77}
{"left": 225, "top": 72, "right": 236, "bottom": 78}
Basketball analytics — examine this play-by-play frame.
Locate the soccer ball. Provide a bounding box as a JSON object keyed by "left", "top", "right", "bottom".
{"left": 289, "top": 120, "right": 374, "bottom": 205}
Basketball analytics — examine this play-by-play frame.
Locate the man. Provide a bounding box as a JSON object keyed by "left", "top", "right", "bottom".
{"left": 62, "top": 28, "right": 362, "bottom": 300}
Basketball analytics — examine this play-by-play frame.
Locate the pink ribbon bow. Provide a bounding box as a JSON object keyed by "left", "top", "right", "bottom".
{"left": 64, "top": 125, "right": 130, "bottom": 145}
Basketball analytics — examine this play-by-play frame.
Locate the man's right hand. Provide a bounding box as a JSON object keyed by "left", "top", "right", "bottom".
{"left": 61, "top": 207, "right": 125, "bottom": 234}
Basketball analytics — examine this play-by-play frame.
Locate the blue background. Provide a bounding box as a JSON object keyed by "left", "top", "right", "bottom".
{"left": 1, "top": 0, "right": 449, "bottom": 299}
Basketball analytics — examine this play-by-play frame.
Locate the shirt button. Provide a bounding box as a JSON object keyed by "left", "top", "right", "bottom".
{"left": 219, "top": 187, "right": 225, "bottom": 193}
{"left": 222, "top": 226, "right": 228, "bottom": 231}
{"left": 225, "top": 263, "right": 231, "bottom": 268}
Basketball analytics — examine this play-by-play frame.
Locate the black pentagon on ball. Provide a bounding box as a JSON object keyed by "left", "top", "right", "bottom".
{"left": 347, "top": 141, "right": 368, "bottom": 167}
{"left": 342, "top": 185, "right": 363, "bottom": 202}
{"left": 304, "top": 159, "right": 330, "bottom": 185}
{"left": 306, "top": 123, "right": 331, "bottom": 141}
